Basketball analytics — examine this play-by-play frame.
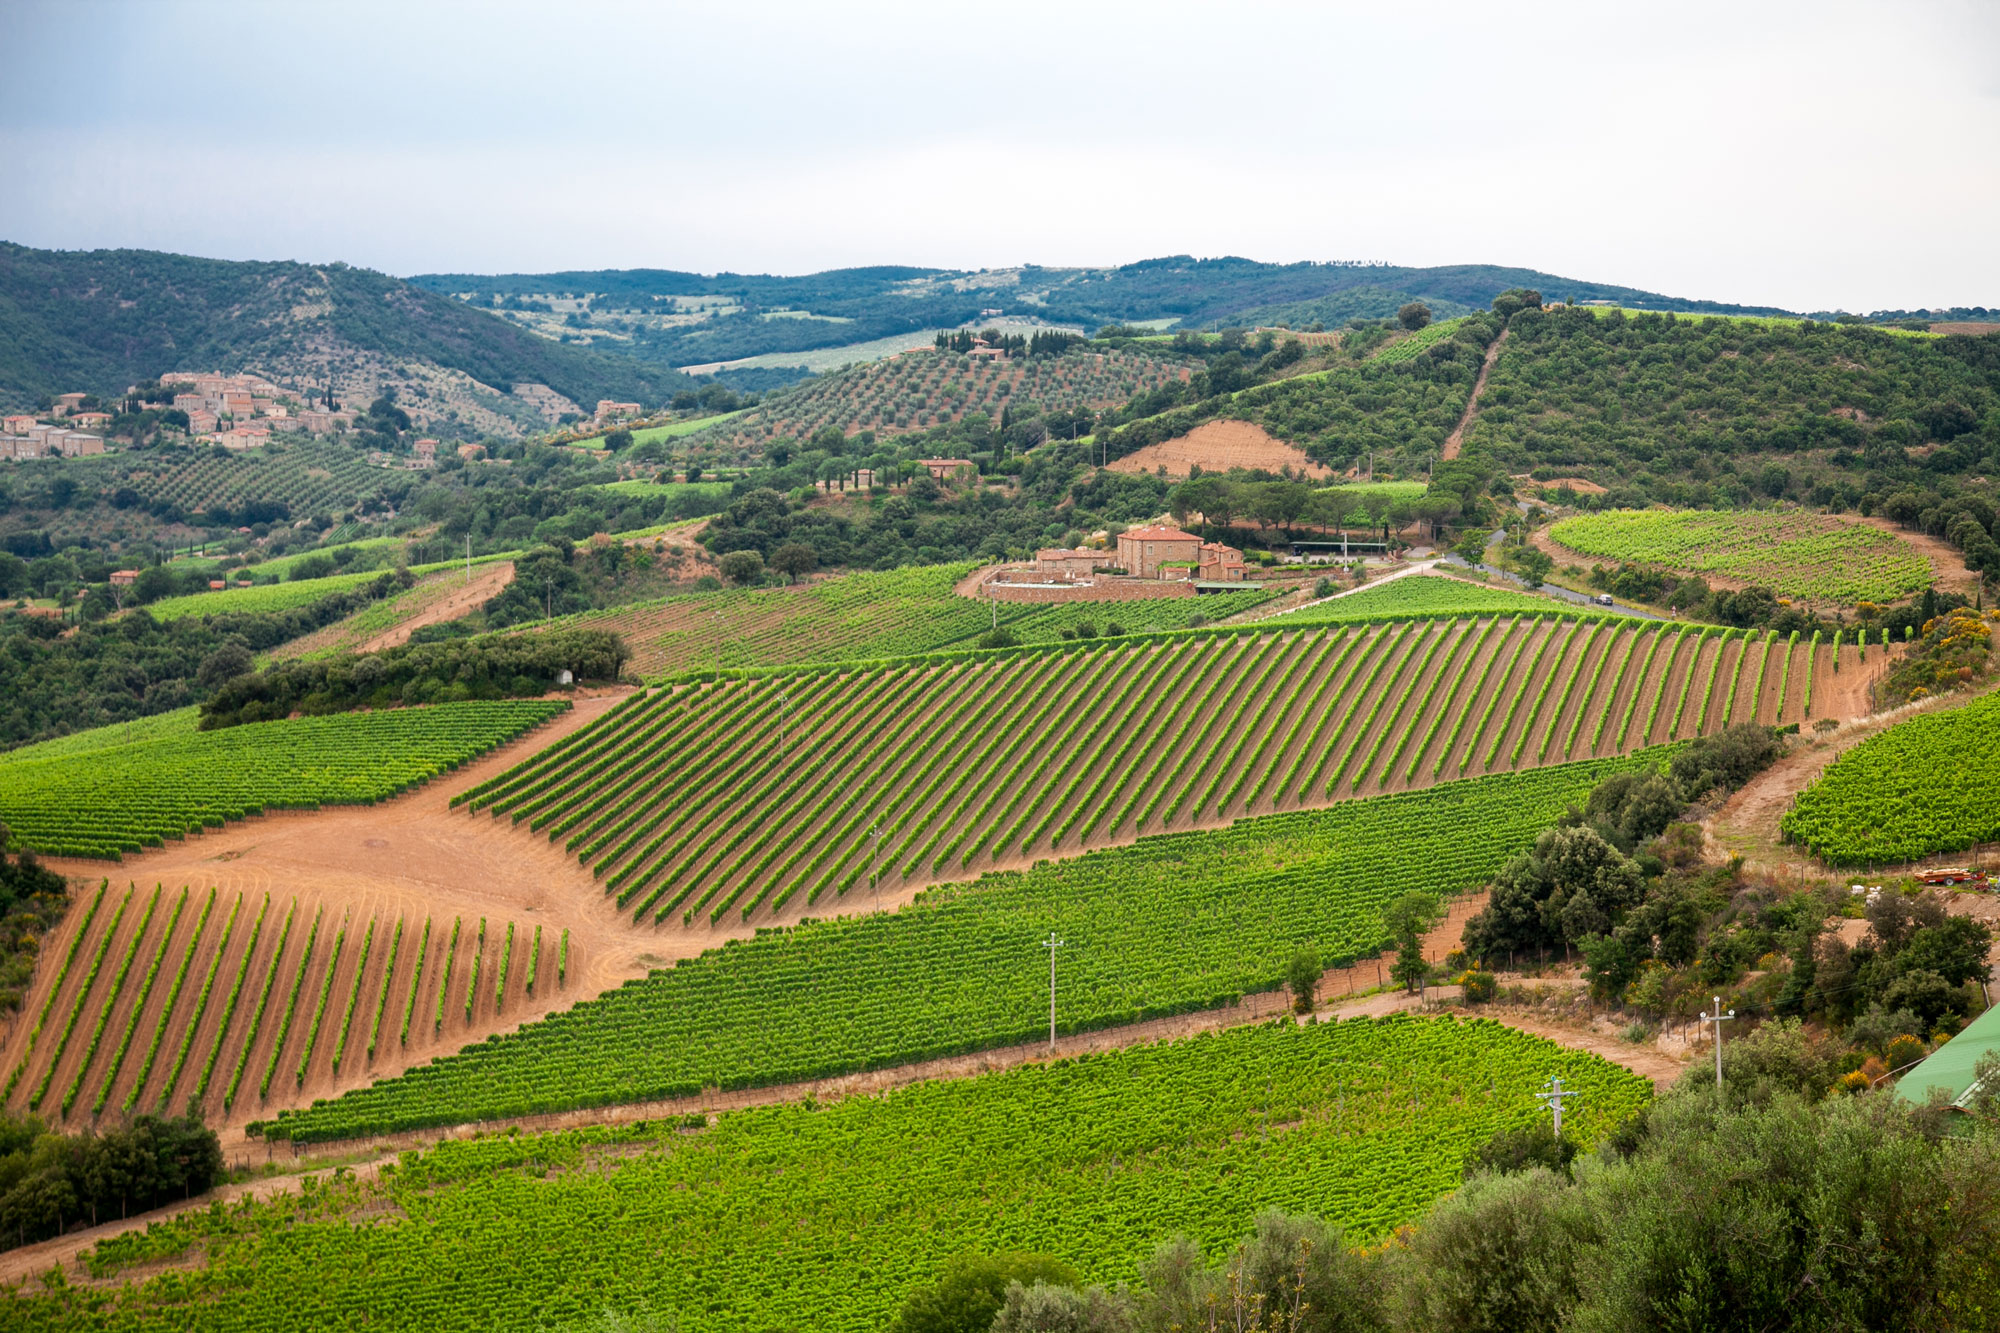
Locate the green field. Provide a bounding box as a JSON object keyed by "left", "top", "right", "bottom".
{"left": 38, "top": 1018, "right": 1646, "bottom": 1332}
{"left": 1275, "top": 573, "right": 1608, "bottom": 626}
{"left": 274, "top": 750, "right": 1666, "bottom": 1141}
{"left": 585, "top": 479, "right": 733, "bottom": 501}
{"left": 1548, "top": 509, "right": 1932, "bottom": 605}
{"left": 531, "top": 562, "right": 1276, "bottom": 679}
{"left": 1781, "top": 689, "right": 2000, "bottom": 866}
{"left": 142, "top": 556, "right": 504, "bottom": 622}
{"left": 0, "top": 706, "right": 201, "bottom": 763}
{"left": 233, "top": 535, "right": 411, "bottom": 581}
{"left": 0, "top": 701, "right": 566, "bottom": 858}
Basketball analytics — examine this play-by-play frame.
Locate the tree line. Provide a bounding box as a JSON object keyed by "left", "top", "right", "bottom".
{"left": 0, "top": 1110, "right": 222, "bottom": 1252}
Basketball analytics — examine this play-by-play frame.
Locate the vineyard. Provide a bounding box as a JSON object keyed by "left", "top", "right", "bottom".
{"left": 144, "top": 555, "right": 491, "bottom": 622}
{"left": 682, "top": 347, "right": 1193, "bottom": 452}
{"left": 1275, "top": 573, "right": 1615, "bottom": 625}
{"left": 282, "top": 748, "right": 1671, "bottom": 1141}
{"left": 0, "top": 701, "right": 565, "bottom": 859}
{"left": 458, "top": 614, "right": 1852, "bottom": 933}
{"left": 267, "top": 566, "right": 511, "bottom": 662}
{"left": 0, "top": 883, "right": 574, "bottom": 1128}
{"left": 1780, "top": 690, "right": 2000, "bottom": 866}
{"left": 28, "top": 1019, "right": 1647, "bottom": 1332}
{"left": 533, "top": 562, "right": 1274, "bottom": 678}
{"left": 0, "top": 707, "right": 199, "bottom": 763}
{"left": 62, "top": 442, "right": 387, "bottom": 517}
{"left": 1546, "top": 509, "right": 1932, "bottom": 605}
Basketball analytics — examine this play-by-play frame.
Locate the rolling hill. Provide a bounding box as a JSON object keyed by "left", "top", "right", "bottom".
{"left": 0, "top": 242, "right": 694, "bottom": 433}
{"left": 408, "top": 257, "right": 1798, "bottom": 373}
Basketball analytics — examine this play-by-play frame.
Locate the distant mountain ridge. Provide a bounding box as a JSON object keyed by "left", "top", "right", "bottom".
{"left": 409, "top": 257, "right": 1798, "bottom": 371}
{"left": 0, "top": 242, "right": 693, "bottom": 433}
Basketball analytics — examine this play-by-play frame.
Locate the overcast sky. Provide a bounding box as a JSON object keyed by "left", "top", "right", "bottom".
{"left": 3, "top": 0, "right": 1995, "bottom": 311}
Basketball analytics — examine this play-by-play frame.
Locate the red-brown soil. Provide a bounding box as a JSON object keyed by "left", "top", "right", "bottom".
{"left": 1442, "top": 328, "right": 1507, "bottom": 460}
{"left": 3, "top": 694, "right": 662, "bottom": 1137}
{"left": 1107, "top": 419, "right": 1331, "bottom": 479}
{"left": 1705, "top": 681, "right": 1999, "bottom": 875}
{"left": 1930, "top": 322, "right": 2000, "bottom": 336}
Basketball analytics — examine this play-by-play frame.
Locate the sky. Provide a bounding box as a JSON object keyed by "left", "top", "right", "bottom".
{"left": 3, "top": 0, "right": 1996, "bottom": 312}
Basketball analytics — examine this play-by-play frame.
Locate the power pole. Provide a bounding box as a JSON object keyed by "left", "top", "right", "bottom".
{"left": 1700, "top": 996, "right": 1736, "bottom": 1091}
{"left": 1537, "top": 1076, "right": 1580, "bottom": 1140}
{"left": 1043, "top": 932, "right": 1065, "bottom": 1052}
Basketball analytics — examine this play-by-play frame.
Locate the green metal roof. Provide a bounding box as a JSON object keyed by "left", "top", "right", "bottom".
{"left": 1895, "top": 1001, "right": 2000, "bottom": 1107}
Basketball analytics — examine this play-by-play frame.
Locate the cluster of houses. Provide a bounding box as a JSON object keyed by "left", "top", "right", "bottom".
{"left": 3, "top": 392, "right": 108, "bottom": 459}
{"left": 161, "top": 371, "right": 353, "bottom": 448}
{"left": 0, "top": 372, "right": 369, "bottom": 461}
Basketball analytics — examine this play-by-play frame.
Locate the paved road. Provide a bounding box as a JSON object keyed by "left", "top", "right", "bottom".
{"left": 1438, "top": 551, "right": 1662, "bottom": 620}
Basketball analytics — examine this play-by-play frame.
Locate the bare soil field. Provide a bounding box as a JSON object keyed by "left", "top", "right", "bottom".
{"left": 268, "top": 562, "right": 516, "bottom": 663}
{"left": 1518, "top": 475, "right": 1607, "bottom": 495}
{"left": 1107, "top": 419, "right": 1331, "bottom": 479}
{"left": 1930, "top": 322, "right": 2000, "bottom": 336}
{"left": 1442, "top": 328, "right": 1507, "bottom": 460}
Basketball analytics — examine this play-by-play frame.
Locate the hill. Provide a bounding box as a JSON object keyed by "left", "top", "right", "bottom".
{"left": 408, "top": 258, "right": 1795, "bottom": 373}
{"left": 457, "top": 612, "right": 1864, "bottom": 933}
{"left": 0, "top": 243, "right": 694, "bottom": 434}
{"left": 676, "top": 345, "right": 1193, "bottom": 457}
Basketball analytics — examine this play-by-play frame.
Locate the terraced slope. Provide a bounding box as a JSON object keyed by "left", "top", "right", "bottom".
{"left": 531, "top": 562, "right": 1274, "bottom": 678}
{"left": 461, "top": 616, "right": 1858, "bottom": 932}
{"left": 48, "top": 1019, "right": 1648, "bottom": 1333}
{"left": 279, "top": 751, "right": 1665, "bottom": 1142}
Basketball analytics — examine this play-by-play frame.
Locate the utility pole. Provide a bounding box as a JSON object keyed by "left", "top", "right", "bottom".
{"left": 1537, "top": 1076, "right": 1580, "bottom": 1140}
{"left": 1043, "top": 932, "right": 1065, "bottom": 1052}
{"left": 1700, "top": 995, "right": 1736, "bottom": 1091}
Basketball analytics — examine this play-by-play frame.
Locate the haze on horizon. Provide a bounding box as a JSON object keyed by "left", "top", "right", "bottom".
{"left": 3, "top": 0, "right": 1995, "bottom": 314}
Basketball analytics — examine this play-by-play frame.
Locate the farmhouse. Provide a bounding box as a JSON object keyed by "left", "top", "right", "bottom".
{"left": 595, "top": 399, "right": 643, "bottom": 423}
{"left": 1117, "top": 524, "right": 1203, "bottom": 579}
{"left": 1199, "top": 541, "right": 1247, "bottom": 581}
{"left": 1036, "top": 548, "right": 1117, "bottom": 579}
{"left": 109, "top": 570, "right": 139, "bottom": 587}
{"left": 918, "top": 457, "right": 976, "bottom": 481}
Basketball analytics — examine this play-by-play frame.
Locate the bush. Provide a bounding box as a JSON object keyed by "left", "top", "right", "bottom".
{"left": 1287, "top": 946, "right": 1321, "bottom": 1014}
{"left": 1460, "top": 970, "right": 1496, "bottom": 1003}
{"left": 718, "top": 550, "right": 765, "bottom": 585}
{"left": 893, "top": 1253, "right": 1079, "bottom": 1333}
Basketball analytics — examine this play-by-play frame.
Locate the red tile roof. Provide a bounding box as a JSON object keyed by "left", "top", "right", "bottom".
{"left": 1121, "top": 524, "right": 1201, "bottom": 543}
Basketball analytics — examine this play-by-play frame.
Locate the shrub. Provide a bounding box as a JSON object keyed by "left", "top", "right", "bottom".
{"left": 1460, "top": 970, "right": 1497, "bottom": 1003}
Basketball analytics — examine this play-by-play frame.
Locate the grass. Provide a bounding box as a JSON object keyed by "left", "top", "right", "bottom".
{"left": 0, "top": 706, "right": 202, "bottom": 762}
{"left": 586, "top": 479, "right": 733, "bottom": 500}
